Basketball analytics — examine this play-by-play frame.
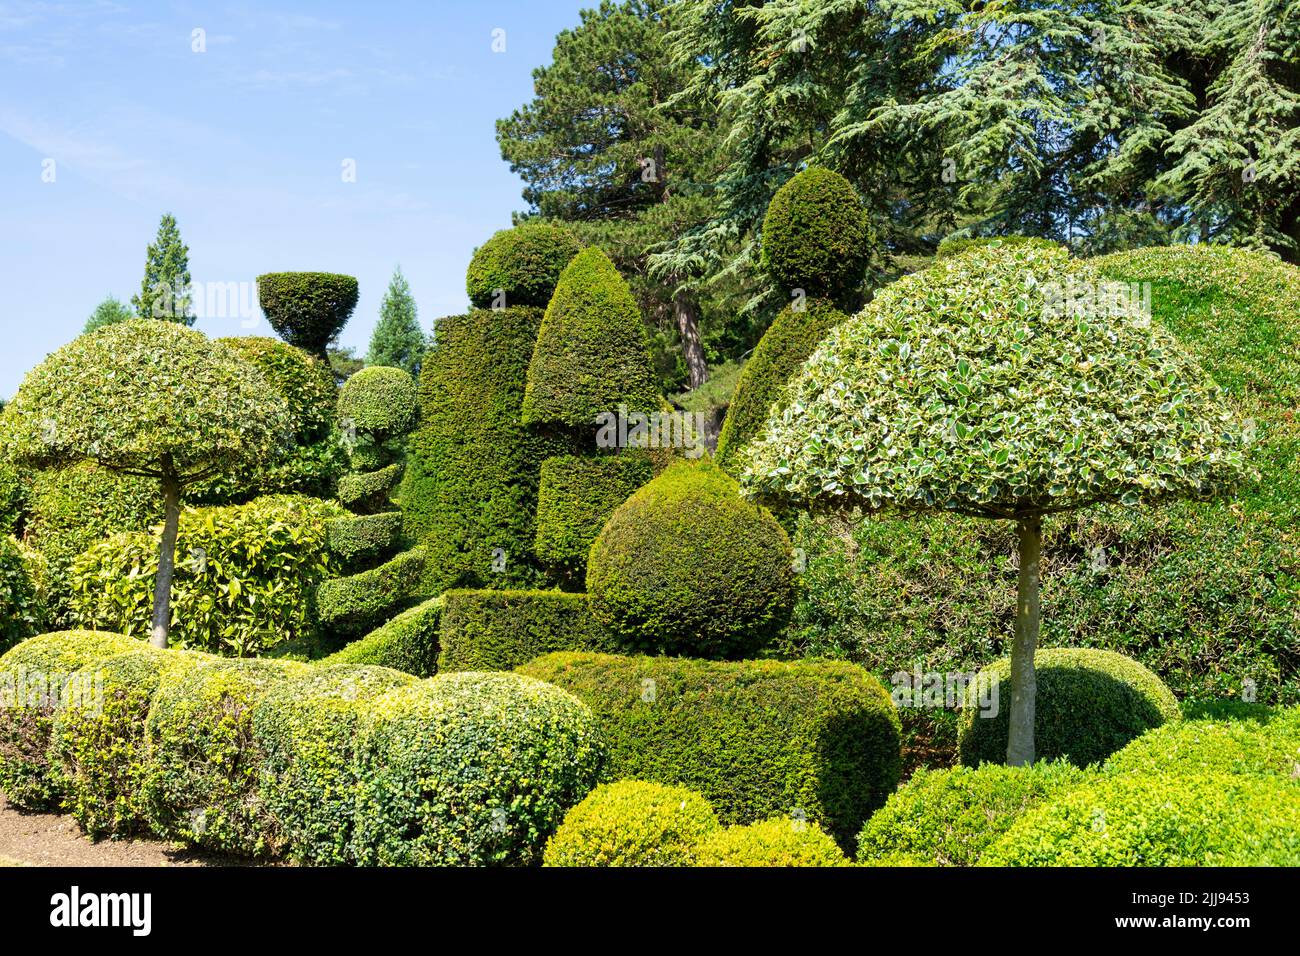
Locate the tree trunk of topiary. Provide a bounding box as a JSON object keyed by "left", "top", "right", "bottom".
{"left": 673, "top": 286, "right": 708, "bottom": 389}
{"left": 150, "top": 460, "right": 181, "bottom": 649}
{"left": 1006, "top": 515, "right": 1042, "bottom": 766}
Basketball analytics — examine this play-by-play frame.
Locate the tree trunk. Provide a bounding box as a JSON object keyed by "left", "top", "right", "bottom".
{"left": 150, "top": 460, "right": 181, "bottom": 649}
{"left": 673, "top": 286, "right": 708, "bottom": 389}
{"left": 1006, "top": 515, "right": 1042, "bottom": 766}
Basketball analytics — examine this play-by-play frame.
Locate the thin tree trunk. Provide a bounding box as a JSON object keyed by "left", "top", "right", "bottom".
{"left": 150, "top": 459, "right": 181, "bottom": 649}
{"left": 673, "top": 286, "right": 708, "bottom": 389}
{"left": 1006, "top": 515, "right": 1042, "bottom": 766}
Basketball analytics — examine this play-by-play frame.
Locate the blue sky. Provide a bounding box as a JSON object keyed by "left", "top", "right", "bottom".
{"left": 0, "top": 0, "right": 587, "bottom": 396}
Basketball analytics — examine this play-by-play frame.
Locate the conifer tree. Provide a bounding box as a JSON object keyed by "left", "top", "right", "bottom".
{"left": 131, "top": 213, "right": 194, "bottom": 325}
{"left": 367, "top": 266, "right": 425, "bottom": 376}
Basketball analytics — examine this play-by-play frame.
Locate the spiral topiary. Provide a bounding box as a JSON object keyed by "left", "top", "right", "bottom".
{"left": 465, "top": 223, "right": 581, "bottom": 309}
{"left": 337, "top": 365, "right": 418, "bottom": 446}
{"left": 760, "top": 167, "right": 872, "bottom": 305}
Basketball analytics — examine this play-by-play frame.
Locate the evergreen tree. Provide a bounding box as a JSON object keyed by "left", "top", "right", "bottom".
{"left": 366, "top": 266, "right": 425, "bottom": 376}
{"left": 83, "top": 295, "right": 135, "bottom": 334}
{"left": 130, "top": 213, "right": 194, "bottom": 324}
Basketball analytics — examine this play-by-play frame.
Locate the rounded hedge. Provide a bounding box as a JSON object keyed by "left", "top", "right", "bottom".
{"left": 350, "top": 671, "right": 605, "bottom": 866}
{"left": 586, "top": 460, "right": 795, "bottom": 659}
{"left": 215, "top": 336, "right": 336, "bottom": 441}
{"left": 337, "top": 365, "right": 418, "bottom": 442}
{"left": 855, "top": 761, "right": 1091, "bottom": 867}
{"left": 465, "top": 222, "right": 581, "bottom": 309}
{"left": 760, "top": 167, "right": 872, "bottom": 303}
{"left": 981, "top": 771, "right": 1300, "bottom": 866}
{"left": 696, "top": 817, "right": 849, "bottom": 867}
{"left": 958, "top": 648, "right": 1180, "bottom": 768}
{"left": 935, "top": 235, "right": 1063, "bottom": 260}
{"left": 534, "top": 453, "right": 653, "bottom": 583}
{"left": 543, "top": 780, "right": 720, "bottom": 867}
{"left": 257, "top": 272, "right": 359, "bottom": 356}
{"left": 1103, "top": 704, "right": 1300, "bottom": 781}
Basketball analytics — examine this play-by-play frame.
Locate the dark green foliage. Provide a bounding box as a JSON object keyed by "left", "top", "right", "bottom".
{"left": 131, "top": 213, "right": 193, "bottom": 324}
{"left": 350, "top": 672, "right": 605, "bottom": 866}
{"left": 437, "top": 589, "right": 615, "bottom": 673}
{"left": 534, "top": 454, "right": 652, "bottom": 583}
{"left": 935, "top": 235, "right": 1064, "bottom": 260}
{"left": 517, "top": 652, "right": 902, "bottom": 847}
{"left": 856, "top": 761, "right": 1091, "bottom": 867}
{"left": 257, "top": 272, "right": 359, "bottom": 356}
{"left": 521, "top": 248, "right": 661, "bottom": 430}
{"left": 326, "top": 512, "right": 403, "bottom": 570}
{"left": 1104, "top": 704, "right": 1300, "bottom": 781}
{"left": 586, "top": 460, "right": 794, "bottom": 659}
{"left": 760, "top": 168, "right": 872, "bottom": 304}
{"left": 322, "top": 597, "right": 444, "bottom": 677}
{"left": 315, "top": 546, "right": 427, "bottom": 637}
{"left": 337, "top": 365, "right": 418, "bottom": 442}
{"left": 337, "top": 462, "right": 403, "bottom": 514}
{"left": 252, "top": 664, "right": 415, "bottom": 865}
{"left": 402, "top": 306, "right": 559, "bottom": 592}
{"left": 959, "top": 649, "right": 1180, "bottom": 769}
{"left": 0, "top": 537, "right": 47, "bottom": 653}
{"left": 715, "top": 299, "right": 846, "bottom": 472}
{"left": 83, "top": 295, "right": 134, "bottom": 334}
{"left": 465, "top": 223, "right": 581, "bottom": 309}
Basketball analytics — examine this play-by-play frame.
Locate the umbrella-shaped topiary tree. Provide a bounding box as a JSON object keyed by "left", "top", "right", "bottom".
{"left": 0, "top": 320, "right": 292, "bottom": 648}
{"left": 742, "top": 243, "right": 1254, "bottom": 765}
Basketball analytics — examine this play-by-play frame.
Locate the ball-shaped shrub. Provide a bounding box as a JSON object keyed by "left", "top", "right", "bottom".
{"left": 1103, "top": 705, "right": 1300, "bottom": 781}
{"left": 696, "top": 818, "right": 848, "bottom": 867}
{"left": 855, "top": 761, "right": 1090, "bottom": 867}
{"left": 350, "top": 671, "right": 605, "bottom": 866}
{"left": 543, "top": 780, "right": 720, "bottom": 867}
{"left": 256, "top": 272, "right": 359, "bottom": 356}
{"left": 586, "top": 460, "right": 794, "bottom": 659}
{"left": 760, "top": 168, "right": 872, "bottom": 303}
{"left": 981, "top": 772, "right": 1300, "bottom": 866}
{"left": 465, "top": 223, "right": 581, "bottom": 309}
{"left": 337, "top": 365, "right": 418, "bottom": 442}
{"left": 958, "top": 648, "right": 1180, "bottom": 768}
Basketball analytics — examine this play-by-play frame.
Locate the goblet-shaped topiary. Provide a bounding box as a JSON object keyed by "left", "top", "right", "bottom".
{"left": 256, "top": 272, "right": 359, "bottom": 358}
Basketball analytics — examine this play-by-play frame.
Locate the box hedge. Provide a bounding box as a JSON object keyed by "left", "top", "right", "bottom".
{"left": 543, "top": 780, "right": 720, "bottom": 867}
{"left": 533, "top": 454, "right": 652, "bottom": 584}
{"left": 1103, "top": 703, "right": 1300, "bottom": 780}
{"left": 323, "top": 596, "right": 443, "bottom": 677}
{"left": 337, "top": 462, "right": 403, "bottom": 514}
{"left": 760, "top": 167, "right": 872, "bottom": 305}
{"left": 697, "top": 817, "right": 849, "bottom": 867}
{"left": 336, "top": 365, "right": 418, "bottom": 442}
{"left": 438, "top": 589, "right": 615, "bottom": 673}
{"left": 316, "top": 546, "right": 427, "bottom": 637}
{"left": 516, "top": 652, "right": 901, "bottom": 847}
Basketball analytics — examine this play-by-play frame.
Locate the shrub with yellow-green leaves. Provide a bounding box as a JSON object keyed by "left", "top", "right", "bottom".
{"left": 543, "top": 780, "right": 720, "bottom": 867}
{"left": 696, "top": 817, "right": 849, "bottom": 867}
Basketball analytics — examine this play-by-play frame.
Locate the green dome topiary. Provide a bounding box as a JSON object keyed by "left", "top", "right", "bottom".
{"left": 586, "top": 460, "right": 795, "bottom": 659}
{"left": 521, "top": 247, "right": 661, "bottom": 431}
{"left": 337, "top": 365, "right": 418, "bottom": 442}
{"left": 465, "top": 223, "right": 581, "bottom": 309}
{"left": 760, "top": 167, "right": 872, "bottom": 304}
{"left": 958, "top": 648, "right": 1181, "bottom": 768}
{"left": 256, "top": 272, "right": 359, "bottom": 356}
{"left": 695, "top": 817, "right": 849, "bottom": 867}
{"left": 543, "top": 780, "right": 720, "bottom": 867}
{"left": 216, "top": 336, "right": 336, "bottom": 441}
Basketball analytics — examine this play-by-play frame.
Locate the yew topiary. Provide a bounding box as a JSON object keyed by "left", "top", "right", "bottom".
{"left": 337, "top": 365, "right": 418, "bottom": 444}
{"left": 465, "top": 223, "right": 580, "bottom": 309}
{"left": 256, "top": 272, "right": 359, "bottom": 357}
{"left": 760, "top": 167, "right": 872, "bottom": 305}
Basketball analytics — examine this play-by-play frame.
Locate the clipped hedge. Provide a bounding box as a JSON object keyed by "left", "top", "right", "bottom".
{"left": 0, "top": 536, "right": 47, "bottom": 653}
{"left": 760, "top": 167, "right": 872, "bottom": 304}
{"left": 437, "top": 589, "right": 614, "bottom": 673}
{"left": 1103, "top": 704, "right": 1300, "bottom": 781}
{"left": 935, "top": 235, "right": 1063, "bottom": 260}
{"left": 256, "top": 272, "right": 359, "bottom": 356}
{"left": 517, "top": 652, "right": 902, "bottom": 846}
{"left": 855, "top": 761, "right": 1091, "bottom": 867}
{"left": 337, "top": 462, "right": 403, "bottom": 514}
{"left": 337, "top": 365, "right": 418, "bottom": 442}
{"left": 586, "top": 460, "right": 794, "bottom": 659}
{"left": 323, "top": 596, "right": 443, "bottom": 677}
{"left": 351, "top": 671, "right": 605, "bottom": 866}
{"left": 465, "top": 223, "right": 580, "bottom": 309}
{"left": 959, "top": 648, "right": 1180, "bottom": 768}
{"left": 326, "top": 512, "right": 403, "bottom": 570}
{"left": 697, "top": 817, "right": 849, "bottom": 867}
{"left": 543, "top": 780, "right": 720, "bottom": 867}
{"left": 534, "top": 454, "right": 652, "bottom": 583}
{"left": 316, "top": 546, "right": 426, "bottom": 638}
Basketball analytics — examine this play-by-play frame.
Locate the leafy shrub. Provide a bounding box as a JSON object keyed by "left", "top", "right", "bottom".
{"left": 715, "top": 299, "right": 847, "bottom": 473}
{"left": 517, "top": 652, "right": 901, "bottom": 846}
{"left": 521, "top": 247, "right": 661, "bottom": 431}
{"left": 855, "top": 761, "right": 1091, "bottom": 866}
{"left": 760, "top": 168, "right": 872, "bottom": 304}
{"left": 543, "top": 780, "right": 719, "bottom": 867}
{"left": 337, "top": 462, "right": 403, "bottom": 513}
{"left": 534, "top": 454, "right": 653, "bottom": 583}
{"left": 252, "top": 664, "right": 414, "bottom": 865}
{"left": 0, "top": 537, "right": 47, "bottom": 653}
{"left": 0, "top": 462, "right": 27, "bottom": 537}
{"left": 0, "top": 630, "right": 141, "bottom": 808}
{"left": 323, "top": 596, "right": 444, "bottom": 677}
{"left": 69, "top": 495, "right": 343, "bottom": 657}
{"left": 141, "top": 655, "right": 308, "bottom": 856}
{"left": 981, "top": 772, "right": 1300, "bottom": 866}
{"left": 437, "top": 589, "right": 614, "bottom": 672}
{"left": 465, "top": 223, "right": 580, "bottom": 309}
{"left": 958, "top": 648, "right": 1180, "bottom": 768}
{"left": 336, "top": 365, "right": 418, "bottom": 442}
{"left": 315, "top": 546, "right": 426, "bottom": 637}
{"left": 935, "top": 235, "right": 1063, "bottom": 259}
{"left": 351, "top": 671, "right": 605, "bottom": 865}
{"left": 586, "top": 460, "right": 794, "bottom": 659}
{"left": 256, "top": 272, "right": 359, "bottom": 356}
{"left": 1103, "top": 704, "right": 1300, "bottom": 780}
{"left": 696, "top": 817, "right": 849, "bottom": 867}
{"left": 326, "top": 512, "right": 403, "bottom": 570}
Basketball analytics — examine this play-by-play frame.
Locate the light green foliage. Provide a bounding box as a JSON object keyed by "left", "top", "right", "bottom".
{"left": 337, "top": 365, "right": 418, "bottom": 443}
{"left": 534, "top": 454, "right": 653, "bottom": 583}
{"left": 322, "top": 596, "right": 444, "bottom": 677}
{"left": 1104, "top": 703, "right": 1300, "bottom": 781}
{"left": 437, "top": 589, "right": 614, "bottom": 672}
{"left": 366, "top": 267, "right": 425, "bottom": 376}
{"left": 315, "top": 546, "right": 427, "bottom": 637}
{"left": 543, "top": 780, "right": 720, "bottom": 867}
{"left": 696, "top": 817, "right": 849, "bottom": 867}
{"left": 760, "top": 168, "right": 872, "bottom": 304}
{"left": 465, "top": 223, "right": 581, "bottom": 309}
{"left": 82, "top": 295, "right": 134, "bottom": 334}
{"left": 935, "top": 236, "right": 1064, "bottom": 260}
{"left": 0, "top": 462, "right": 26, "bottom": 538}
{"left": 130, "top": 213, "right": 193, "bottom": 324}
{"left": 256, "top": 272, "right": 359, "bottom": 356}
{"left": 0, "top": 537, "right": 47, "bottom": 652}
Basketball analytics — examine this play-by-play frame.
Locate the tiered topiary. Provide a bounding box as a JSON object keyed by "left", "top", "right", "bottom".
{"left": 466, "top": 223, "right": 581, "bottom": 309}
{"left": 318, "top": 366, "right": 424, "bottom": 640}
{"left": 543, "top": 780, "right": 721, "bottom": 867}
{"left": 322, "top": 596, "right": 443, "bottom": 677}
{"left": 256, "top": 272, "right": 359, "bottom": 358}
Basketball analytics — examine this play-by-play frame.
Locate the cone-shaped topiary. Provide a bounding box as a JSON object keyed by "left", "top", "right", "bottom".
{"left": 337, "top": 365, "right": 418, "bottom": 445}
{"left": 521, "top": 247, "right": 661, "bottom": 433}
{"left": 256, "top": 272, "right": 359, "bottom": 357}
{"left": 586, "top": 460, "right": 794, "bottom": 659}
{"left": 760, "top": 168, "right": 872, "bottom": 305}
{"left": 465, "top": 223, "right": 581, "bottom": 309}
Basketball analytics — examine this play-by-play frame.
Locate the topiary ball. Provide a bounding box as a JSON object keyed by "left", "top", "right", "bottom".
{"left": 761, "top": 168, "right": 872, "bottom": 304}
{"left": 958, "top": 648, "right": 1181, "bottom": 768}
{"left": 543, "top": 780, "right": 720, "bottom": 867}
{"left": 465, "top": 223, "right": 581, "bottom": 309}
{"left": 337, "top": 365, "right": 418, "bottom": 443}
{"left": 586, "top": 460, "right": 795, "bottom": 659}
{"left": 256, "top": 272, "right": 359, "bottom": 357}
{"left": 695, "top": 817, "right": 849, "bottom": 867}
